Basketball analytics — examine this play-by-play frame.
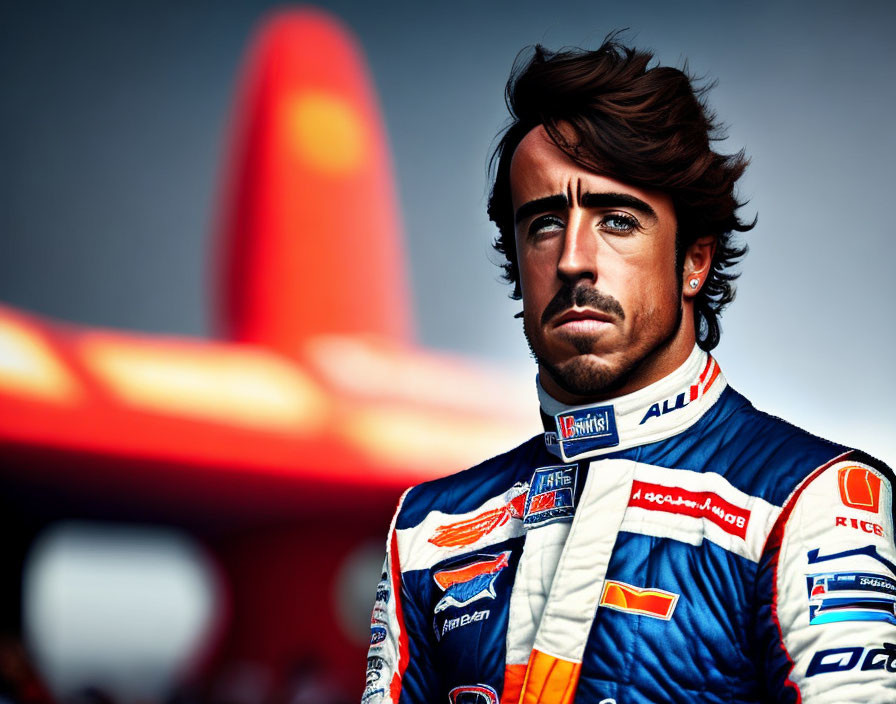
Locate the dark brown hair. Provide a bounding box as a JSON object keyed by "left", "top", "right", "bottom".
{"left": 487, "top": 38, "right": 754, "bottom": 350}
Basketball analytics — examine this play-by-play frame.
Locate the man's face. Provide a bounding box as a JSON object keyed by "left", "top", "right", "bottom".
{"left": 510, "top": 126, "right": 685, "bottom": 402}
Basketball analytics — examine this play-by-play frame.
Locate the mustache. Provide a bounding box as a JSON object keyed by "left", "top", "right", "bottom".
{"left": 540, "top": 282, "right": 626, "bottom": 326}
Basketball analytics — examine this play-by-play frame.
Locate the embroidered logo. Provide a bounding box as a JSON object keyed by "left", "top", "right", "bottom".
{"left": 599, "top": 580, "right": 679, "bottom": 620}
{"left": 432, "top": 551, "right": 511, "bottom": 613}
{"left": 806, "top": 571, "right": 896, "bottom": 626}
{"left": 628, "top": 480, "right": 750, "bottom": 539}
{"left": 555, "top": 405, "right": 618, "bottom": 458}
{"left": 835, "top": 516, "right": 884, "bottom": 536}
{"left": 524, "top": 466, "right": 578, "bottom": 528}
{"left": 639, "top": 355, "right": 720, "bottom": 425}
{"left": 838, "top": 465, "right": 882, "bottom": 513}
{"left": 428, "top": 484, "right": 528, "bottom": 548}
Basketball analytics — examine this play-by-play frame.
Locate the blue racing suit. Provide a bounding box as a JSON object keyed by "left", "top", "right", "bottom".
{"left": 363, "top": 348, "right": 896, "bottom": 703}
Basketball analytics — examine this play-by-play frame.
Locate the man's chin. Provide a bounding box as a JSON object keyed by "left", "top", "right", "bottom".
{"left": 540, "top": 353, "right": 630, "bottom": 400}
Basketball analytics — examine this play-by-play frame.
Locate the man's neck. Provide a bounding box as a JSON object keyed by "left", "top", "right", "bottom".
{"left": 538, "top": 345, "right": 727, "bottom": 463}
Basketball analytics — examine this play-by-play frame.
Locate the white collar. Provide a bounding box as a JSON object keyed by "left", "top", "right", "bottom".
{"left": 539, "top": 346, "right": 727, "bottom": 463}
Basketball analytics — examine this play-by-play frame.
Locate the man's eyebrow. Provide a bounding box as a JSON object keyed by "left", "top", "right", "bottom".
{"left": 581, "top": 192, "right": 657, "bottom": 220}
{"left": 514, "top": 195, "right": 569, "bottom": 224}
{"left": 514, "top": 192, "right": 658, "bottom": 225}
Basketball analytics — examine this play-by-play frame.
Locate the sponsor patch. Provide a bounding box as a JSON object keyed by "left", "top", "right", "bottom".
{"left": 361, "top": 686, "right": 384, "bottom": 704}
{"left": 524, "top": 466, "right": 578, "bottom": 528}
{"left": 365, "top": 655, "right": 387, "bottom": 689}
{"left": 599, "top": 580, "right": 679, "bottom": 620}
{"left": 628, "top": 480, "right": 750, "bottom": 539}
{"left": 838, "top": 465, "right": 882, "bottom": 513}
{"left": 370, "top": 604, "right": 388, "bottom": 626}
{"left": 448, "top": 684, "right": 499, "bottom": 704}
{"left": 807, "top": 545, "right": 896, "bottom": 576}
{"left": 806, "top": 643, "right": 896, "bottom": 677}
{"left": 436, "top": 609, "right": 490, "bottom": 639}
{"left": 433, "top": 551, "right": 511, "bottom": 613}
{"left": 374, "top": 570, "right": 390, "bottom": 604}
{"left": 806, "top": 571, "right": 896, "bottom": 626}
{"left": 369, "top": 625, "right": 386, "bottom": 646}
{"left": 555, "top": 405, "right": 618, "bottom": 458}
{"left": 835, "top": 516, "right": 884, "bottom": 536}
{"left": 370, "top": 570, "right": 390, "bottom": 625}
{"left": 428, "top": 483, "right": 528, "bottom": 548}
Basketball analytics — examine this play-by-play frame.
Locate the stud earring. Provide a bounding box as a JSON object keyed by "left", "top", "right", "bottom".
{"left": 689, "top": 279, "right": 700, "bottom": 289}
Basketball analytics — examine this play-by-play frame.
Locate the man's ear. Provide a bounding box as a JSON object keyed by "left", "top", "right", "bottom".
{"left": 682, "top": 236, "right": 717, "bottom": 299}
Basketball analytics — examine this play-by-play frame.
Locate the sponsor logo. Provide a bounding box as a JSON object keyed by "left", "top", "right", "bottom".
{"left": 438, "top": 609, "right": 490, "bottom": 637}
{"left": 433, "top": 551, "right": 511, "bottom": 613}
{"left": 428, "top": 483, "right": 528, "bottom": 548}
{"left": 838, "top": 465, "right": 882, "bottom": 513}
{"left": 361, "top": 686, "right": 384, "bottom": 704}
{"left": 370, "top": 604, "right": 388, "bottom": 626}
{"left": 628, "top": 480, "right": 750, "bottom": 539}
{"left": 835, "top": 516, "right": 884, "bottom": 536}
{"left": 806, "top": 571, "right": 896, "bottom": 626}
{"left": 555, "top": 405, "right": 619, "bottom": 458}
{"left": 640, "top": 387, "right": 699, "bottom": 424}
{"left": 807, "top": 545, "right": 896, "bottom": 576}
{"left": 806, "top": 642, "right": 896, "bottom": 676}
{"left": 369, "top": 625, "right": 386, "bottom": 646}
{"left": 599, "top": 580, "right": 679, "bottom": 620}
{"left": 448, "top": 684, "right": 499, "bottom": 704}
{"left": 370, "top": 570, "right": 390, "bottom": 625}
{"left": 524, "top": 466, "right": 578, "bottom": 528}
{"left": 374, "top": 571, "right": 390, "bottom": 604}
{"left": 365, "top": 655, "right": 387, "bottom": 688}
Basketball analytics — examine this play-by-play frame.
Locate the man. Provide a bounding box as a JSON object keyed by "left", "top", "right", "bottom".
{"left": 363, "top": 39, "right": 896, "bottom": 704}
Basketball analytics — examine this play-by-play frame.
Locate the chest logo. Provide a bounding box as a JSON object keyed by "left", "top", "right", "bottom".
{"left": 628, "top": 480, "right": 750, "bottom": 539}
{"left": 838, "top": 465, "right": 882, "bottom": 513}
{"left": 599, "top": 580, "right": 679, "bottom": 620}
{"left": 524, "top": 466, "right": 578, "bottom": 528}
{"left": 433, "top": 551, "right": 511, "bottom": 613}
{"left": 428, "top": 484, "right": 528, "bottom": 548}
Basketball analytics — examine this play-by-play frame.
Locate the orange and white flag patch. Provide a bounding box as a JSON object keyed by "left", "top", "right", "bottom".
{"left": 599, "top": 580, "right": 679, "bottom": 620}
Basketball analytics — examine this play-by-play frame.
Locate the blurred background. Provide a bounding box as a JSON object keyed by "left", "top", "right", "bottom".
{"left": 0, "top": 1, "right": 894, "bottom": 703}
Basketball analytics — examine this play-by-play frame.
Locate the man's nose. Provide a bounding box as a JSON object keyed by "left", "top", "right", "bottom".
{"left": 557, "top": 214, "right": 596, "bottom": 284}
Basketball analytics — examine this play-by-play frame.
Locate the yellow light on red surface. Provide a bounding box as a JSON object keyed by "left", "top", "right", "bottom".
{"left": 305, "top": 334, "right": 533, "bottom": 414}
{"left": 284, "top": 91, "right": 367, "bottom": 174}
{"left": 0, "top": 316, "right": 80, "bottom": 403}
{"left": 81, "top": 336, "right": 326, "bottom": 432}
{"left": 340, "top": 404, "right": 534, "bottom": 474}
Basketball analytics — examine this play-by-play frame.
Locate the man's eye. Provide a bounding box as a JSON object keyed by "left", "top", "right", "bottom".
{"left": 601, "top": 213, "right": 639, "bottom": 233}
{"left": 528, "top": 215, "right": 565, "bottom": 238}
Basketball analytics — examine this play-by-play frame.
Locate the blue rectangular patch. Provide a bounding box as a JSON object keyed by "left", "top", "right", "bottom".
{"left": 524, "top": 465, "right": 578, "bottom": 528}
{"left": 555, "top": 405, "right": 619, "bottom": 460}
{"left": 806, "top": 571, "right": 896, "bottom": 626}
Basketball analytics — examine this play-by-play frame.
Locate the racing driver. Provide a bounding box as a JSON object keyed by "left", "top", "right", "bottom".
{"left": 362, "top": 39, "right": 896, "bottom": 704}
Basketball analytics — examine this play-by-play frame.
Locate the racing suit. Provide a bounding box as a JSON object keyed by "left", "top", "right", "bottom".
{"left": 363, "top": 347, "right": 896, "bottom": 703}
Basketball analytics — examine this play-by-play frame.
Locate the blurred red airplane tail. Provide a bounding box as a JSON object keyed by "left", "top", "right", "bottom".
{"left": 215, "top": 9, "right": 413, "bottom": 355}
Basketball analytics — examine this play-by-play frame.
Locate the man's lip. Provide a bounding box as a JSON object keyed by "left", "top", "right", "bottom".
{"left": 551, "top": 308, "right": 614, "bottom": 327}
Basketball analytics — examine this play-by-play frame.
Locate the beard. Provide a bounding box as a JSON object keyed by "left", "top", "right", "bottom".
{"left": 524, "top": 281, "right": 683, "bottom": 399}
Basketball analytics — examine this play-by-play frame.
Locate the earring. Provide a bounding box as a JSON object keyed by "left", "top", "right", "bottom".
{"left": 689, "top": 279, "right": 700, "bottom": 289}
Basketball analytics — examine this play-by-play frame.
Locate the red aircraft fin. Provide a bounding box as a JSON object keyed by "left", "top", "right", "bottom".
{"left": 214, "top": 9, "right": 413, "bottom": 355}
